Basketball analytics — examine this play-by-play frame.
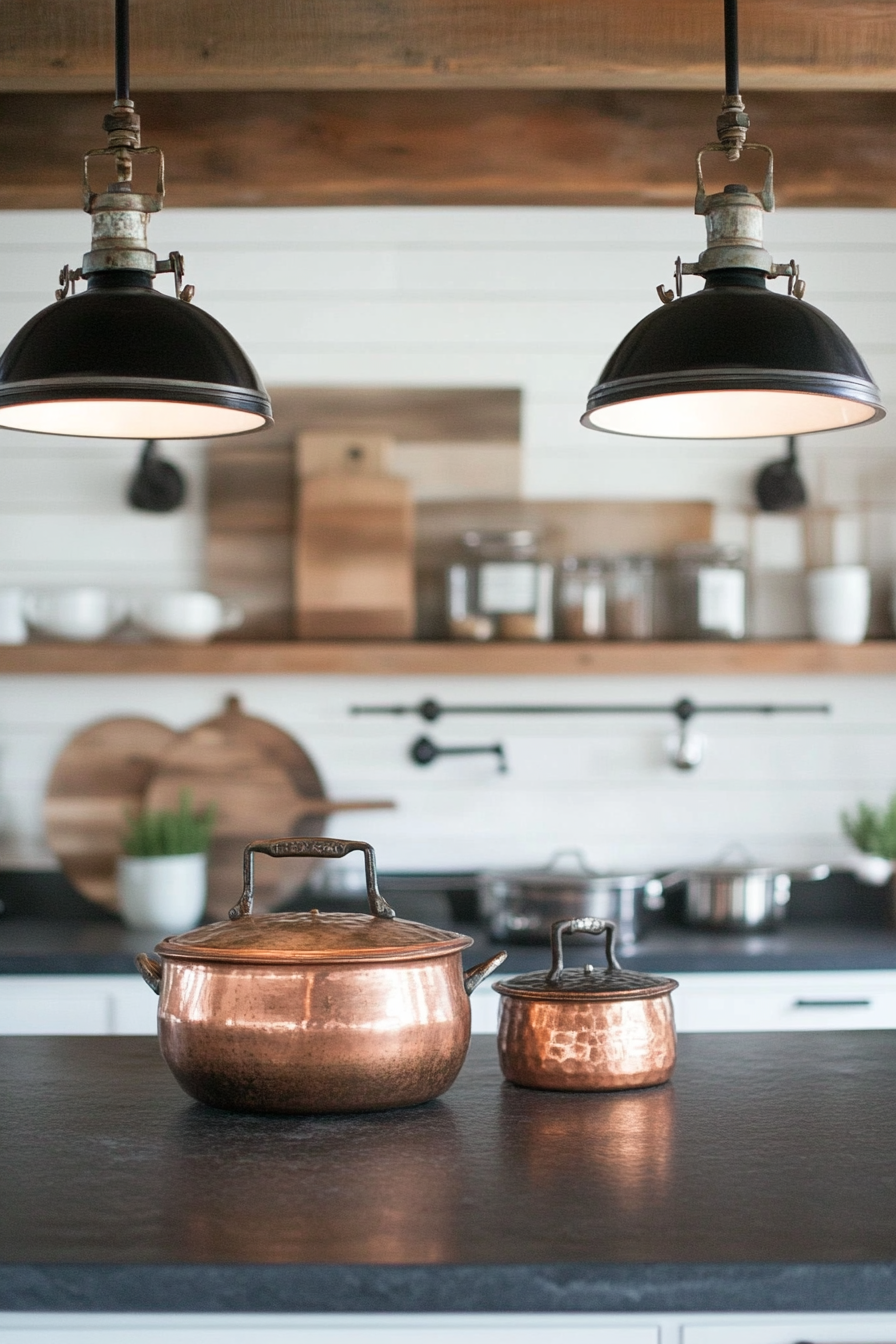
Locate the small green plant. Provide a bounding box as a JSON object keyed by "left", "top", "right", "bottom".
{"left": 122, "top": 790, "right": 216, "bottom": 858}
{"left": 841, "top": 795, "right": 896, "bottom": 859}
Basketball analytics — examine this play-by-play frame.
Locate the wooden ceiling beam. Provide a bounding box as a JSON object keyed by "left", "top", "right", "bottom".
{"left": 5, "top": 1, "right": 896, "bottom": 93}
{"left": 2, "top": 90, "right": 896, "bottom": 209}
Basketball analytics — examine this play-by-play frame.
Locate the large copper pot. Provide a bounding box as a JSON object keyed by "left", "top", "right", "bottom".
{"left": 493, "top": 916, "right": 677, "bottom": 1091}
{"left": 137, "top": 837, "right": 505, "bottom": 1115}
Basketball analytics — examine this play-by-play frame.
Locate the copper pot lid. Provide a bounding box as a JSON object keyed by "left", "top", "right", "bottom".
{"left": 494, "top": 917, "right": 677, "bottom": 1002}
{"left": 160, "top": 838, "right": 472, "bottom": 964}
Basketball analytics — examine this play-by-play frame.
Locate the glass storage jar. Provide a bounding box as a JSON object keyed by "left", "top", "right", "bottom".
{"left": 447, "top": 530, "right": 553, "bottom": 641}
{"left": 672, "top": 543, "right": 747, "bottom": 640}
{"left": 608, "top": 555, "right": 655, "bottom": 640}
{"left": 559, "top": 558, "right": 608, "bottom": 640}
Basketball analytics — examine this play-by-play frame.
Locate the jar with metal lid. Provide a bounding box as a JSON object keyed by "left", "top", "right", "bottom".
{"left": 447, "top": 530, "right": 553, "bottom": 641}
{"left": 607, "top": 555, "right": 655, "bottom": 639}
{"left": 559, "top": 557, "right": 608, "bottom": 640}
{"left": 673, "top": 543, "right": 747, "bottom": 640}
{"left": 493, "top": 917, "right": 677, "bottom": 1091}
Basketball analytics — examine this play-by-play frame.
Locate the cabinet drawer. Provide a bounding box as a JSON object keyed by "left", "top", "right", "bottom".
{"left": 672, "top": 972, "right": 896, "bottom": 1032}
{"left": 683, "top": 1317, "right": 896, "bottom": 1343}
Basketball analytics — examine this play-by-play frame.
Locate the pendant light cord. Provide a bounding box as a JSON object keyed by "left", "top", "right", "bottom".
{"left": 115, "top": 0, "right": 130, "bottom": 104}
{"left": 717, "top": 0, "right": 748, "bottom": 159}
{"left": 724, "top": 0, "right": 739, "bottom": 97}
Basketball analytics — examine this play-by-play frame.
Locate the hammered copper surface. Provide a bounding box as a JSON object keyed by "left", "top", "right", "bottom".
{"left": 157, "top": 951, "right": 473, "bottom": 1113}
{"left": 496, "top": 992, "right": 677, "bottom": 1091}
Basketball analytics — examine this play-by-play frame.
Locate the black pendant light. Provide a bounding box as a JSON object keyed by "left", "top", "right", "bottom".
{"left": 581, "top": 0, "right": 884, "bottom": 440}
{"left": 0, "top": 0, "right": 272, "bottom": 439}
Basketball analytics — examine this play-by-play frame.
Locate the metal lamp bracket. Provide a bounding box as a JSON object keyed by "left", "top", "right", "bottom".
{"left": 156, "top": 251, "right": 195, "bottom": 302}
{"left": 82, "top": 144, "right": 165, "bottom": 216}
{"left": 695, "top": 141, "right": 775, "bottom": 215}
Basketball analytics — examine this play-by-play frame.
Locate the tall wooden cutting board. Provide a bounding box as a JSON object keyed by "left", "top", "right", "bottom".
{"left": 295, "top": 434, "right": 415, "bottom": 639}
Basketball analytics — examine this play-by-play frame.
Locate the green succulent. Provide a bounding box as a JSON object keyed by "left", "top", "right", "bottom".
{"left": 122, "top": 790, "right": 216, "bottom": 858}
{"left": 841, "top": 795, "right": 896, "bottom": 860}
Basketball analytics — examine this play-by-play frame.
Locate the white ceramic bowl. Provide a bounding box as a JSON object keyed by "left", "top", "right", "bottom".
{"left": 24, "top": 588, "right": 127, "bottom": 642}
{"left": 130, "top": 591, "right": 243, "bottom": 642}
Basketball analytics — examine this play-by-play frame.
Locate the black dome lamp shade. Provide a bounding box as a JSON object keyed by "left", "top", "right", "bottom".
{"left": 581, "top": 0, "right": 884, "bottom": 441}
{"left": 0, "top": 0, "right": 271, "bottom": 439}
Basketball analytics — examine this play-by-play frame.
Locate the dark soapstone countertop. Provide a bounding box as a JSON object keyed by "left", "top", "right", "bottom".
{"left": 2, "top": 867, "right": 896, "bottom": 975}
{"left": 2, "top": 1033, "right": 896, "bottom": 1314}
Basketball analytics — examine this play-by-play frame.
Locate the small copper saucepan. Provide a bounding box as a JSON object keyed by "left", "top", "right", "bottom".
{"left": 136, "top": 837, "right": 506, "bottom": 1115}
{"left": 493, "top": 916, "right": 678, "bottom": 1092}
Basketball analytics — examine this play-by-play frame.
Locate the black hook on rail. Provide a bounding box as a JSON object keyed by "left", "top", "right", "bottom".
{"left": 410, "top": 736, "right": 507, "bottom": 773}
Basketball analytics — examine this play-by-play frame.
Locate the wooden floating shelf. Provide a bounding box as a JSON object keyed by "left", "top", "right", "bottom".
{"left": 0, "top": 641, "right": 895, "bottom": 676}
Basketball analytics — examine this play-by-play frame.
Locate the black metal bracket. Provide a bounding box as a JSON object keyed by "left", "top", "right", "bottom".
{"left": 410, "top": 735, "right": 507, "bottom": 773}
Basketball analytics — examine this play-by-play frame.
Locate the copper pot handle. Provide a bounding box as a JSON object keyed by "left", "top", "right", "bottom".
{"left": 547, "top": 916, "right": 620, "bottom": 985}
{"left": 229, "top": 837, "right": 396, "bottom": 922}
{"left": 136, "top": 953, "right": 162, "bottom": 994}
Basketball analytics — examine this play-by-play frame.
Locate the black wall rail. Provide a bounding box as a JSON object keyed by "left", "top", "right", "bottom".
{"left": 352, "top": 696, "right": 831, "bottom": 726}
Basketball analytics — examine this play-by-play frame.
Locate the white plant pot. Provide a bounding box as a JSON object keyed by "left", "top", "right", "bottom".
{"left": 117, "top": 852, "right": 208, "bottom": 932}
{"left": 848, "top": 852, "right": 894, "bottom": 887}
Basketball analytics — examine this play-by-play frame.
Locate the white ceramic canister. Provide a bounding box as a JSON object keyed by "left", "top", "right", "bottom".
{"left": 117, "top": 852, "right": 208, "bottom": 932}
{"left": 807, "top": 566, "right": 870, "bottom": 645}
{"left": 130, "top": 591, "right": 243, "bottom": 642}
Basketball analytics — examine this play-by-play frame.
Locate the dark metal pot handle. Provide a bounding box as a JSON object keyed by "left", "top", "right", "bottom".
{"left": 136, "top": 953, "right": 162, "bottom": 994}
{"left": 229, "top": 837, "right": 396, "bottom": 922}
{"left": 547, "top": 916, "right": 621, "bottom": 984}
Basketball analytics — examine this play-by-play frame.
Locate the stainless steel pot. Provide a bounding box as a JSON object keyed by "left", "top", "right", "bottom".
{"left": 478, "top": 850, "right": 665, "bottom": 948}
{"left": 657, "top": 860, "right": 829, "bottom": 930}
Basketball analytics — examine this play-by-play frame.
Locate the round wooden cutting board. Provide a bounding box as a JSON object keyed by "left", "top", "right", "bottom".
{"left": 143, "top": 697, "right": 387, "bottom": 920}
{"left": 44, "top": 717, "right": 180, "bottom": 912}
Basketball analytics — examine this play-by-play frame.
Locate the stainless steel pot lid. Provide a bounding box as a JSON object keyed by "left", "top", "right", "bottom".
{"left": 481, "top": 849, "right": 660, "bottom": 890}
{"left": 494, "top": 917, "right": 678, "bottom": 1002}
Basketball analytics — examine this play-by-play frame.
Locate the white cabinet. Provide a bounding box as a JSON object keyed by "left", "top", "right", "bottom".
{"left": 2, "top": 1313, "right": 896, "bottom": 1342}
{"left": 471, "top": 969, "right": 896, "bottom": 1034}
{"left": 2, "top": 969, "right": 896, "bottom": 1037}
{"left": 0, "top": 975, "right": 157, "bottom": 1035}
{"left": 670, "top": 969, "right": 896, "bottom": 1032}
{"left": 681, "top": 1317, "right": 896, "bottom": 1342}
{"left": 0, "top": 1316, "right": 659, "bottom": 1342}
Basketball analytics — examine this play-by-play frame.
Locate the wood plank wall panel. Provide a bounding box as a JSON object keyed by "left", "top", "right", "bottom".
{"left": 5, "top": 1, "right": 896, "bottom": 91}
{"left": 0, "top": 208, "right": 894, "bottom": 870}
{"left": 6, "top": 91, "right": 896, "bottom": 208}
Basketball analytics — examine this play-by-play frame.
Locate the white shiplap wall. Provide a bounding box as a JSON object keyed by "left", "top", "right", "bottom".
{"left": 0, "top": 206, "right": 895, "bottom": 872}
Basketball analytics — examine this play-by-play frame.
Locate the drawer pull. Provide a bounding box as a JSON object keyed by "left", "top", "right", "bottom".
{"left": 792, "top": 998, "right": 871, "bottom": 1008}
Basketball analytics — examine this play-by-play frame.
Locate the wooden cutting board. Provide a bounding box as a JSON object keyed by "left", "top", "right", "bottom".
{"left": 143, "top": 697, "right": 393, "bottom": 920}
{"left": 295, "top": 436, "right": 415, "bottom": 639}
{"left": 44, "top": 717, "right": 180, "bottom": 913}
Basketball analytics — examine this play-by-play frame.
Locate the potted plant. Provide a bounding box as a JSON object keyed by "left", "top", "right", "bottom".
{"left": 118, "top": 791, "right": 216, "bottom": 932}
{"left": 840, "top": 796, "right": 896, "bottom": 887}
